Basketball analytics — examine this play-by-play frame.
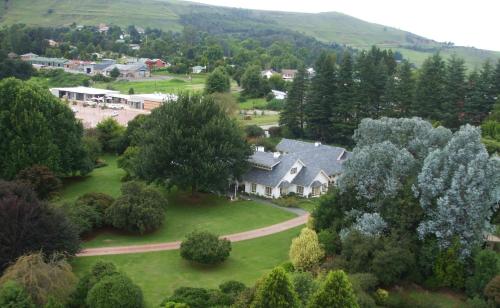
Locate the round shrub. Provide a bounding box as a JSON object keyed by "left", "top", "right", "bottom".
{"left": 0, "top": 280, "right": 35, "bottom": 308}
{"left": 245, "top": 125, "right": 264, "bottom": 138}
{"left": 15, "top": 165, "right": 61, "bottom": 200}
{"left": 268, "top": 126, "right": 282, "bottom": 138}
{"left": 289, "top": 228, "right": 325, "bottom": 271}
{"left": 86, "top": 273, "right": 144, "bottom": 308}
{"left": 105, "top": 181, "right": 166, "bottom": 234}
{"left": 163, "top": 287, "right": 209, "bottom": 308}
{"left": 180, "top": 231, "right": 231, "bottom": 265}
{"left": 219, "top": 280, "right": 246, "bottom": 296}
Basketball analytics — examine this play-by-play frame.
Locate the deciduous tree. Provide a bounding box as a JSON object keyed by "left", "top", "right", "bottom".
{"left": 289, "top": 228, "right": 325, "bottom": 271}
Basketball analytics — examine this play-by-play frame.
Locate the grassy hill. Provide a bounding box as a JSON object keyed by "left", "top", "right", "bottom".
{"left": 1, "top": 0, "right": 499, "bottom": 68}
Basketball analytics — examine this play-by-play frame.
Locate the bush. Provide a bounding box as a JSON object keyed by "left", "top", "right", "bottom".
{"left": 318, "top": 228, "right": 341, "bottom": 255}
{"left": 86, "top": 273, "right": 144, "bottom": 308}
{"left": 274, "top": 196, "right": 299, "bottom": 208}
{"left": 68, "top": 261, "right": 119, "bottom": 307}
{"left": 289, "top": 228, "right": 325, "bottom": 271}
{"left": 96, "top": 118, "right": 125, "bottom": 153}
{"left": 0, "top": 280, "right": 35, "bottom": 308}
{"left": 180, "top": 231, "right": 231, "bottom": 265}
{"left": 308, "top": 270, "right": 359, "bottom": 308}
{"left": 349, "top": 273, "right": 379, "bottom": 293}
{"left": 251, "top": 267, "right": 299, "bottom": 308}
{"left": 15, "top": 165, "right": 61, "bottom": 200}
{"left": 466, "top": 249, "right": 500, "bottom": 296}
{"left": 341, "top": 231, "right": 383, "bottom": 273}
{"left": 374, "top": 288, "right": 389, "bottom": 305}
{"left": 163, "top": 287, "right": 209, "bottom": 308}
{"left": 105, "top": 181, "right": 166, "bottom": 234}
{"left": 466, "top": 296, "right": 494, "bottom": 308}
{"left": 268, "top": 126, "right": 282, "bottom": 138}
{"left": 279, "top": 261, "right": 295, "bottom": 273}
{"left": 485, "top": 275, "right": 500, "bottom": 305}
{"left": 266, "top": 99, "right": 285, "bottom": 110}
{"left": 219, "top": 280, "right": 246, "bottom": 297}
{"left": 0, "top": 253, "right": 77, "bottom": 306}
{"left": 433, "top": 240, "right": 466, "bottom": 290}
{"left": 64, "top": 192, "right": 115, "bottom": 235}
{"left": 245, "top": 125, "right": 265, "bottom": 138}
{"left": 161, "top": 302, "right": 189, "bottom": 308}
{"left": 290, "top": 272, "right": 317, "bottom": 307}
{"left": 371, "top": 237, "right": 415, "bottom": 285}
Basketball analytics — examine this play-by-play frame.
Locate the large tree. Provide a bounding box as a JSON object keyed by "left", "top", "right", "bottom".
{"left": 305, "top": 52, "right": 337, "bottom": 142}
{"left": 241, "top": 65, "right": 269, "bottom": 98}
{"left": 443, "top": 55, "right": 467, "bottom": 128}
{"left": 0, "top": 181, "right": 80, "bottom": 272}
{"left": 0, "top": 78, "right": 91, "bottom": 179}
{"left": 414, "top": 53, "right": 447, "bottom": 122}
{"left": 333, "top": 52, "right": 357, "bottom": 145}
{"left": 383, "top": 60, "right": 415, "bottom": 118}
{"left": 280, "top": 66, "right": 307, "bottom": 137}
{"left": 137, "top": 93, "right": 252, "bottom": 193}
{"left": 416, "top": 125, "right": 500, "bottom": 256}
{"left": 205, "top": 67, "right": 231, "bottom": 94}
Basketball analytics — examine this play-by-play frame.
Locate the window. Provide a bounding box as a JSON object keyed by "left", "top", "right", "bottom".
{"left": 265, "top": 186, "right": 272, "bottom": 197}
{"left": 296, "top": 186, "right": 304, "bottom": 196}
{"left": 251, "top": 183, "right": 257, "bottom": 193}
{"left": 290, "top": 167, "right": 297, "bottom": 174}
{"left": 322, "top": 183, "right": 328, "bottom": 192}
{"left": 312, "top": 186, "right": 321, "bottom": 196}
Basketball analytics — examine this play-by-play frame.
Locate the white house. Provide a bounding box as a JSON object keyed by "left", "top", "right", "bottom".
{"left": 281, "top": 69, "right": 298, "bottom": 81}
{"left": 261, "top": 69, "right": 277, "bottom": 79}
{"left": 271, "top": 90, "right": 287, "bottom": 100}
{"left": 192, "top": 66, "right": 206, "bottom": 74}
{"left": 50, "top": 86, "right": 119, "bottom": 102}
{"left": 241, "top": 139, "right": 350, "bottom": 198}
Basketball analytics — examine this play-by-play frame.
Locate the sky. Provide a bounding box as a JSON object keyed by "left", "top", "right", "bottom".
{"left": 190, "top": 0, "right": 500, "bottom": 51}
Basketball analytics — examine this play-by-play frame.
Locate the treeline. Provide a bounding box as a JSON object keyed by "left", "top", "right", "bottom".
{"left": 281, "top": 47, "right": 500, "bottom": 146}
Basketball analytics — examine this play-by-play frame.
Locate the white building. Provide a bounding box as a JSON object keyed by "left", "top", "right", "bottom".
{"left": 271, "top": 90, "right": 287, "bottom": 100}
{"left": 50, "top": 87, "right": 119, "bottom": 102}
{"left": 191, "top": 66, "right": 206, "bottom": 74}
{"left": 241, "top": 139, "right": 350, "bottom": 198}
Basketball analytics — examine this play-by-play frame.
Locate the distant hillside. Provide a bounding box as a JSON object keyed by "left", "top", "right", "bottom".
{"left": 1, "top": 0, "right": 499, "bottom": 68}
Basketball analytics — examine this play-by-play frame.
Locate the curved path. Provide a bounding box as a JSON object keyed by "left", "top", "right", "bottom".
{"left": 77, "top": 213, "right": 309, "bottom": 257}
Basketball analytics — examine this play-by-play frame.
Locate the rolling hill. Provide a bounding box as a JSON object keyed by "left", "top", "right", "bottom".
{"left": 1, "top": 0, "right": 499, "bottom": 68}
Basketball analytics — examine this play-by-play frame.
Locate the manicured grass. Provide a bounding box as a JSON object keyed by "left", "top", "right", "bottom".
{"left": 72, "top": 226, "right": 302, "bottom": 307}
{"left": 94, "top": 76, "right": 206, "bottom": 94}
{"left": 83, "top": 192, "right": 296, "bottom": 248}
{"left": 239, "top": 113, "right": 279, "bottom": 126}
{"left": 57, "top": 154, "right": 125, "bottom": 204}
{"left": 238, "top": 98, "right": 268, "bottom": 110}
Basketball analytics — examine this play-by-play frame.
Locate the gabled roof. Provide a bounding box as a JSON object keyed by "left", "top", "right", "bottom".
{"left": 242, "top": 153, "right": 300, "bottom": 187}
{"left": 249, "top": 151, "right": 281, "bottom": 169}
{"left": 104, "top": 63, "right": 147, "bottom": 72}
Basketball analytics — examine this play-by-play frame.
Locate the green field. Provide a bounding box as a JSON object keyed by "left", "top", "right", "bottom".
{"left": 238, "top": 98, "right": 268, "bottom": 110}
{"left": 72, "top": 226, "right": 301, "bottom": 307}
{"left": 94, "top": 75, "right": 207, "bottom": 94}
{"left": 239, "top": 113, "right": 279, "bottom": 126}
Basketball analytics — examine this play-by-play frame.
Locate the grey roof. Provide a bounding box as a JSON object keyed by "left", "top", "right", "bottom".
{"left": 243, "top": 138, "right": 350, "bottom": 188}
{"left": 104, "top": 63, "right": 147, "bottom": 72}
{"left": 277, "top": 139, "right": 349, "bottom": 176}
{"left": 249, "top": 152, "right": 281, "bottom": 168}
{"left": 242, "top": 153, "right": 299, "bottom": 187}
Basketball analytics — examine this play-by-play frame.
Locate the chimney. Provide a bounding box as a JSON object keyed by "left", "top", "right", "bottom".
{"left": 314, "top": 141, "right": 321, "bottom": 147}
{"left": 256, "top": 146, "right": 265, "bottom": 152}
{"left": 273, "top": 152, "right": 281, "bottom": 159}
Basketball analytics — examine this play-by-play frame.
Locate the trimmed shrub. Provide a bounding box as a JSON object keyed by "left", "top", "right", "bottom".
{"left": 164, "top": 287, "right": 209, "bottom": 308}
{"left": 219, "top": 280, "right": 246, "bottom": 297}
{"left": 86, "top": 273, "right": 144, "bottom": 308}
{"left": 180, "top": 231, "right": 231, "bottom": 265}
{"left": 105, "top": 181, "right": 166, "bottom": 234}
{"left": 289, "top": 228, "right": 325, "bottom": 271}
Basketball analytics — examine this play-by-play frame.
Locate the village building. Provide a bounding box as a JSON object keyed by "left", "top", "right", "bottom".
{"left": 241, "top": 139, "right": 350, "bottom": 198}
{"left": 26, "top": 56, "right": 68, "bottom": 68}
{"left": 281, "top": 69, "right": 298, "bottom": 81}
{"left": 191, "top": 65, "right": 206, "bottom": 74}
{"left": 20, "top": 53, "right": 38, "bottom": 61}
{"left": 145, "top": 59, "right": 169, "bottom": 70}
{"left": 261, "top": 69, "right": 278, "bottom": 79}
{"left": 50, "top": 86, "right": 119, "bottom": 102}
{"left": 131, "top": 93, "right": 178, "bottom": 111}
{"left": 103, "top": 63, "right": 149, "bottom": 78}
{"left": 271, "top": 90, "right": 287, "bottom": 100}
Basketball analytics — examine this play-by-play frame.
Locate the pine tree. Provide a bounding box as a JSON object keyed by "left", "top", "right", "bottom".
{"left": 383, "top": 60, "right": 415, "bottom": 117}
{"left": 308, "top": 270, "right": 359, "bottom": 308}
{"left": 305, "top": 52, "right": 337, "bottom": 142}
{"left": 280, "top": 66, "right": 307, "bottom": 137}
{"left": 464, "top": 70, "right": 484, "bottom": 125}
{"left": 493, "top": 59, "right": 500, "bottom": 96}
{"left": 251, "top": 267, "right": 299, "bottom": 308}
{"left": 443, "top": 55, "right": 466, "bottom": 128}
{"left": 414, "top": 53, "right": 446, "bottom": 122}
{"left": 333, "top": 52, "right": 356, "bottom": 145}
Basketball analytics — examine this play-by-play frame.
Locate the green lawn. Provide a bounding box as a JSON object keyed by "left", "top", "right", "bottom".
{"left": 83, "top": 193, "right": 296, "bottom": 248}
{"left": 72, "top": 226, "right": 301, "bottom": 307}
{"left": 238, "top": 98, "right": 268, "bottom": 110}
{"left": 94, "top": 77, "right": 206, "bottom": 94}
{"left": 239, "top": 113, "right": 279, "bottom": 126}
{"left": 57, "top": 153, "right": 295, "bottom": 248}
{"left": 57, "top": 154, "right": 125, "bottom": 204}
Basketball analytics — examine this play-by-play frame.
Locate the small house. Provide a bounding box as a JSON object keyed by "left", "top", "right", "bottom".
{"left": 192, "top": 66, "right": 206, "bottom": 74}
{"left": 281, "top": 69, "right": 298, "bottom": 81}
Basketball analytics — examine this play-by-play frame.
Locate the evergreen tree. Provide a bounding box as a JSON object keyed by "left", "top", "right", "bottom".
{"left": 289, "top": 228, "right": 325, "bottom": 271}
{"left": 414, "top": 53, "right": 446, "bottom": 122}
{"left": 205, "top": 67, "right": 231, "bottom": 94}
{"left": 308, "top": 270, "right": 359, "bottom": 308}
{"left": 443, "top": 55, "right": 466, "bottom": 128}
{"left": 493, "top": 59, "right": 500, "bottom": 96}
{"left": 305, "top": 52, "right": 337, "bottom": 142}
{"left": 333, "top": 52, "right": 356, "bottom": 144}
{"left": 464, "top": 70, "right": 484, "bottom": 125}
{"left": 382, "top": 60, "right": 415, "bottom": 118}
{"left": 280, "top": 66, "right": 307, "bottom": 137}
{"left": 251, "top": 267, "right": 299, "bottom": 308}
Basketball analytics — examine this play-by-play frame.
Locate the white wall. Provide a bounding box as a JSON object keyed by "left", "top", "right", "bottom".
{"left": 243, "top": 181, "right": 280, "bottom": 198}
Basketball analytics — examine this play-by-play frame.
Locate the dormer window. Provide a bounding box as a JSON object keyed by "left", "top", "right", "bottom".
{"left": 291, "top": 167, "right": 297, "bottom": 174}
